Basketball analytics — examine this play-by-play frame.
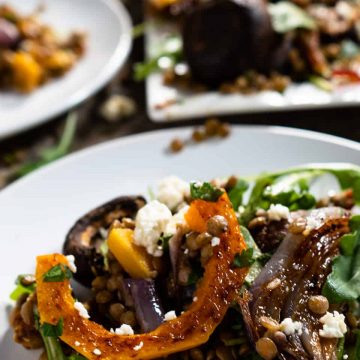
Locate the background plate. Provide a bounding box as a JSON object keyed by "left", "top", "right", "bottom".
{"left": 0, "top": 125, "right": 360, "bottom": 358}
{"left": 0, "top": 0, "right": 132, "bottom": 139}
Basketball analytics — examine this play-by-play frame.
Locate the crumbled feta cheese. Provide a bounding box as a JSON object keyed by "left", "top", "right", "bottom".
{"left": 267, "top": 204, "right": 290, "bottom": 221}
{"left": 164, "top": 310, "right": 177, "bottom": 321}
{"left": 184, "top": 248, "right": 189, "bottom": 255}
{"left": 74, "top": 301, "right": 90, "bottom": 319}
{"left": 343, "top": 355, "right": 349, "bottom": 359}
{"left": 193, "top": 296, "right": 198, "bottom": 302}
{"left": 113, "top": 324, "right": 134, "bottom": 335}
{"left": 100, "top": 94, "right": 136, "bottom": 122}
{"left": 165, "top": 205, "right": 190, "bottom": 235}
{"left": 211, "top": 237, "right": 220, "bottom": 247}
{"left": 280, "top": 318, "right": 303, "bottom": 335}
{"left": 66, "top": 255, "right": 77, "bottom": 273}
{"left": 157, "top": 176, "right": 190, "bottom": 210}
{"left": 133, "top": 341, "right": 144, "bottom": 351}
{"left": 319, "top": 311, "right": 347, "bottom": 338}
{"left": 134, "top": 200, "right": 172, "bottom": 257}
{"left": 75, "top": 341, "right": 80, "bottom": 346}
{"left": 93, "top": 348, "right": 101, "bottom": 356}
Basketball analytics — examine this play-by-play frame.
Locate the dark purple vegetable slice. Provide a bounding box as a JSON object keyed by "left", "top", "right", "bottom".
{"left": 125, "top": 279, "right": 165, "bottom": 332}
{"left": 182, "top": 0, "right": 289, "bottom": 86}
{"left": 0, "top": 18, "right": 19, "bottom": 48}
{"left": 241, "top": 207, "right": 351, "bottom": 360}
{"left": 63, "top": 196, "right": 146, "bottom": 287}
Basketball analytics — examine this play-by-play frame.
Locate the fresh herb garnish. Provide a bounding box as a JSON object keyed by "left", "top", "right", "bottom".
{"left": 190, "top": 182, "right": 224, "bottom": 202}
{"left": 228, "top": 178, "right": 249, "bottom": 210}
{"left": 233, "top": 248, "right": 255, "bottom": 268}
{"left": 41, "top": 318, "right": 64, "bottom": 337}
{"left": 322, "top": 215, "right": 360, "bottom": 303}
{"left": 10, "top": 274, "right": 36, "bottom": 301}
{"left": 269, "top": 1, "right": 317, "bottom": 33}
{"left": 43, "top": 264, "right": 72, "bottom": 283}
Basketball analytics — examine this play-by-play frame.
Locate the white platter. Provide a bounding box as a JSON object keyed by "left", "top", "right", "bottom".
{"left": 145, "top": 20, "right": 360, "bottom": 122}
{"left": 0, "top": 125, "right": 359, "bottom": 358}
{"left": 0, "top": 0, "right": 132, "bottom": 139}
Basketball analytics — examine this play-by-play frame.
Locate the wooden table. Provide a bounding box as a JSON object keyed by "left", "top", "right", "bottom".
{"left": 0, "top": 1, "right": 359, "bottom": 189}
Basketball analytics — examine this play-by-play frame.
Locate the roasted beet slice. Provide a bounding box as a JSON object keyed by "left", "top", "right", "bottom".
{"left": 240, "top": 207, "right": 351, "bottom": 360}
{"left": 182, "top": 0, "right": 287, "bottom": 86}
{"left": 63, "top": 196, "right": 146, "bottom": 287}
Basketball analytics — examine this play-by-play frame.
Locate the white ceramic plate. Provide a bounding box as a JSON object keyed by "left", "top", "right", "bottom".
{"left": 145, "top": 20, "right": 360, "bottom": 122}
{"left": 0, "top": 0, "right": 132, "bottom": 139}
{"left": 0, "top": 125, "right": 360, "bottom": 359}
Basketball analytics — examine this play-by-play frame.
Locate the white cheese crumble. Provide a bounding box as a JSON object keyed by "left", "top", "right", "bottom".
{"left": 164, "top": 310, "right": 177, "bottom": 321}
{"left": 74, "top": 341, "right": 80, "bottom": 346}
{"left": 280, "top": 318, "right": 303, "bottom": 335}
{"left": 165, "top": 205, "right": 190, "bottom": 235}
{"left": 133, "top": 341, "right": 144, "bottom": 351}
{"left": 100, "top": 94, "right": 136, "bottom": 122}
{"left": 193, "top": 296, "right": 198, "bottom": 302}
{"left": 211, "top": 237, "right": 220, "bottom": 247}
{"left": 66, "top": 255, "right": 77, "bottom": 273}
{"left": 134, "top": 200, "right": 173, "bottom": 257}
{"left": 319, "top": 311, "right": 347, "bottom": 338}
{"left": 267, "top": 204, "right": 290, "bottom": 221}
{"left": 157, "top": 176, "right": 190, "bottom": 210}
{"left": 113, "top": 324, "right": 134, "bottom": 335}
{"left": 93, "top": 348, "right": 101, "bottom": 356}
{"left": 74, "top": 301, "right": 90, "bottom": 319}
{"left": 343, "top": 355, "right": 349, "bottom": 359}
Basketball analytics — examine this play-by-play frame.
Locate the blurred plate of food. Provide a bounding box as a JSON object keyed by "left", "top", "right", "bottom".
{"left": 0, "top": 0, "right": 132, "bottom": 139}
{"left": 143, "top": 0, "right": 360, "bottom": 121}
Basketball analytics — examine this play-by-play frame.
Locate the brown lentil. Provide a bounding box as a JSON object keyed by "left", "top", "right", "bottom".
{"left": 248, "top": 216, "right": 267, "bottom": 230}
{"left": 225, "top": 176, "right": 238, "bottom": 190}
{"left": 106, "top": 275, "right": 123, "bottom": 292}
{"left": 288, "top": 217, "right": 307, "bottom": 234}
{"left": 218, "top": 123, "right": 230, "bottom": 138}
{"left": 186, "top": 231, "right": 200, "bottom": 251}
{"left": 259, "top": 316, "right": 280, "bottom": 332}
{"left": 109, "top": 302, "right": 126, "bottom": 321}
{"left": 200, "top": 244, "right": 213, "bottom": 266}
{"left": 91, "top": 276, "right": 107, "bottom": 291}
{"left": 207, "top": 215, "right": 228, "bottom": 236}
{"left": 255, "top": 337, "right": 278, "bottom": 360}
{"left": 95, "top": 290, "right": 113, "bottom": 304}
{"left": 192, "top": 129, "right": 206, "bottom": 142}
{"left": 308, "top": 295, "right": 329, "bottom": 315}
{"left": 195, "top": 232, "right": 212, "bottom": 248}
{"left": 204, "top": 118, "right": 221, "bottom": 137}
{"left": 190, "top": 348, "right": 205, "bottom": 360}
{"left": 120, "top": 310, "right": 137, "bottom": 327}
{"left": 346, "top": 312, "right": 358, "bottom": 329}
{"left": 109, "top": 261, "right": 123, "bottom": 275}
{"left": 170, "top": 138, "right": 184, "bottom": 153}
{"left": 20, "top": 274, "right": 36, "bottom": 287}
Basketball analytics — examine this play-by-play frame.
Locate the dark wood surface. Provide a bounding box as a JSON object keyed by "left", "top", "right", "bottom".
{"left": 0, "top": 0, "right": 359, "bottom": 189}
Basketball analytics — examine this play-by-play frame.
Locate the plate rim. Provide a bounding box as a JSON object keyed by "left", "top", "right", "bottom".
{"left": 0, "top": 0, "right": 133, "bottom": 140}
{"left": 1, "top": 124, "right": 359, "bottom": 199}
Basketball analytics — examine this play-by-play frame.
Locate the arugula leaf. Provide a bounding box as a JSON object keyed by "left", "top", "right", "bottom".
{"left": 269, "top": 1, "right": 317, "bottom": 33}
{"left": 10, "top": 274, "right": 36, "bottom": 301}
{"left": 41, "top": 318, "right": 64, "bottom": 337}
{"left": 190, "top": 182, "right": 224, "bottom": 202}
{"left": 134, "top": 35, "right": 183, "bottom": 81}
{"left": 228, "top": 178, "right": 249, "bottom": 210}
{"left": 233, "top": 249, "right": 255, "bottom": 268}
{"left": 43, "top": 264, "right": 72, "bottom": 282}
{"left": 16, "top": 112, "right": 77, "bottom": 177}
{"left": 322, "top": 215, "right": 360, "bottom": 303}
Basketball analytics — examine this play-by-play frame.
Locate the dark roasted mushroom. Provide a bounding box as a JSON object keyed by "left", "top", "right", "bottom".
{"left": 182, "top": 0, "right": 290, "bottom": 86}
{"left": 240, "top": 207, "right": 351, "bottom": 360}
{"left": 63, "top": 196, "right": 146, "bottom": 287}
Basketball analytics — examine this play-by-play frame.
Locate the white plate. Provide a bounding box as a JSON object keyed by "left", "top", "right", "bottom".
{"left": 146, "top": 20, "right": 360, "bottom": 122}
{"left": 0, "top": 0, "right": 132, "bottom": 139}
{"left": 0, "top": 125, "right": 360, "bottom": 358}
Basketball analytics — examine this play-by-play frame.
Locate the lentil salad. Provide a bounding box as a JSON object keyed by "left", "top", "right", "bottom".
{"left": 9, "top": 163, "right": 360, "bottom": 359}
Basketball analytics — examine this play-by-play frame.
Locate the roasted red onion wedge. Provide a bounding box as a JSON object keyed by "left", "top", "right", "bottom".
{"left": 241, "top": 207, "right": 351, "bottom": 360}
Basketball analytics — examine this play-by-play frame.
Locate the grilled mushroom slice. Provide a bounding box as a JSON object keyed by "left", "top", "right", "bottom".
{"left": 240, "top": 207, "right": 351, "bottom": 360}
{"left": 63, "top": 196, "right": 146, "bottom": 287}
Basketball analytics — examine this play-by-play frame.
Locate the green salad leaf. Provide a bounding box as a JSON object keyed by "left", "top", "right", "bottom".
{"left": 41, "top": 318, "right": 64, "bottom": 338}
{"left": 190, "top": 182, "right": 224, "bottom": 202}
{"left": 269, "top": 1, "right": 317, "bottom": 33}
{"left": 43, "top": 264, "right": 72, "bottom": 283}
{"left": 323, "top": 215, "right": 360, "bottom": 303}
{"left": 233, "top": 248, "right": 255, "bottom": 268}
{"left": 228, "top": 178, "right": 249, "bottom": 210}
{"left": 10, "top": 274, "right": 36, "bottom": 301}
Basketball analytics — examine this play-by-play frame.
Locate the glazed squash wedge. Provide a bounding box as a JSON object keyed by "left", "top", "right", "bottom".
{"left": 36, "top": 194, "right": 248, "bottom": 360}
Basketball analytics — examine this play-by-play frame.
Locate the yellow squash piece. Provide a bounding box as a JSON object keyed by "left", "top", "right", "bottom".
{"left": 108, "top": 228, "right": 155, "bottom": 279}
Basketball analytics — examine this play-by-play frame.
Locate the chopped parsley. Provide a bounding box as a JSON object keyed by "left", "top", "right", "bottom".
{"left": 43, "top": 264, "right": 72, "bottom": 283}
{"left": 190, "top": 182, "right": 224, "bottom": 202}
